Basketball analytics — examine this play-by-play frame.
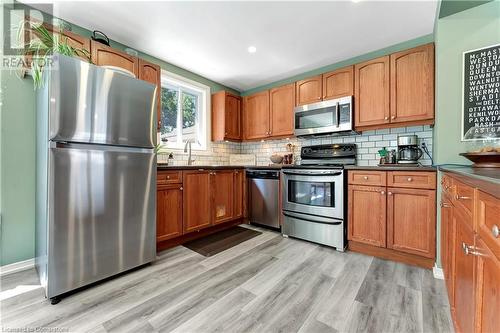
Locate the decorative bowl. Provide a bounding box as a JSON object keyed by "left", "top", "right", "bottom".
{"left": 270, "top": 154, "right": 284, "bottom": 164}
{"left": 459, "top": 152, "right": 500, "bottom": 168}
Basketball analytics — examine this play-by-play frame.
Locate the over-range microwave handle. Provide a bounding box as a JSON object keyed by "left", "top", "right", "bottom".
{"left": 336, "top": 101, "right": 340, "bottom": 128}
{"left": 282, "top": 170, "right": 342, "bottom": 176}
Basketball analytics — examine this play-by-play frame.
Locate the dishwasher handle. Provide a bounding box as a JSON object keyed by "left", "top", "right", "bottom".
{"left": 246, "top": 170, "right": 280, "bottom": 179}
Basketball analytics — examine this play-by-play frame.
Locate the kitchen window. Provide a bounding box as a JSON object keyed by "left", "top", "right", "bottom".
{"left": 160, "top": 71, "right": 210, "bottom": 151}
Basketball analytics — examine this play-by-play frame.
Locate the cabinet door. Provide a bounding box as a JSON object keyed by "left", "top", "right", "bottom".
{"left": 475, "top": 190, "right": 500, "bottom": 262}
{"left": 91, "top": 40, "right": 138, "bottom": 77}
{"left": 440, "top": 197, "right": 455, "bottom": 304}
{"left": 233, "top": 169, "right": 244, "bottom": 219}
{"left": 387, "top": 188, "right": 436, "bottom": 258}
{"left": 212, "top": 170, "right": 234, "bottom": 224}
{"left": 243, "top": 91, "right": 270, "bottom": 140}
{"left": 348, "top": 185, "right": 386, "bottom": 247}
{"left": 390, "top": 43, "right": 434, "bottom": 123}
{"left": 225, "top": 94, "right": 242, "bottom": 140}
{"left": 453, "top": 208, "right": 476, "bottom": 333}
{"left": 474, "top": 238, "right": 500, "bottom": 333}
{"left": 295, "top": 75, "right": 322, "bottom": 106}
{"left": 183, "top": 171, "right": 212, "bottom": 232}
{"left": 270, "top": 84, "right": 295, "bottom": 137}
{"left": 138, "top": 59, "right": 161, "bottom": 130}
{"left": 354, "top": 56, "right": 390, "bottom": 128}
{"left": 322, "top": 66, "right": 354, "bottom": 100}
{"left": 157, "top": 184, "right": 183, "bottom": 242}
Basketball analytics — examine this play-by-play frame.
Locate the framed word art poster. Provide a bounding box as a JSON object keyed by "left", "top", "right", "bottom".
{"left": 462, "top": 43, "right": 500, "bottom": 141}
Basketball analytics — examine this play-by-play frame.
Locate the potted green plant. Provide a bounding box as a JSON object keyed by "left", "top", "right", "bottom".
{"left": 18, "top": 19, "right": 92, "bottom": 88}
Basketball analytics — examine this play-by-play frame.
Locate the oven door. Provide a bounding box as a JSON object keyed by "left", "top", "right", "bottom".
{"left": 282, "top": 169, "right": 344, "bottom": 220}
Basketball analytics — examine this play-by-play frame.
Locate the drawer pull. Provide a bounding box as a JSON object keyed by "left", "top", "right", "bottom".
{"left": 440, "top": 202, "right": 451, "bottom": 208}
{"left": 455, "top": 194, "right": 471, "bottom": 200}
{"left": 380, "top": 191, "right": 385, "bottom": 195}
{"left": 388, "top": 191, "right": 392, "bottom": 196}
{"left": 180, "top": 187, "right": 183, "bottom": 191}
{"left": 462, "top": 242, "right": 481, "bottom": 256}
{"left": 363, "top": 176, "right": 368, "bottom": 180}
{"left": 492, "top": 225, "right": 499, "bottom": 238}
{"left": 407, "top": 177, "right": 413, "bottom": 182}
{"left": 167, "top": 176, "right": 170, "bottom": 179}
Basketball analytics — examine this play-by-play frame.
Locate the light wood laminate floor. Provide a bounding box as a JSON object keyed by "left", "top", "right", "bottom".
{"left": 1, "top": 226, "right": 454, "bottom": 333}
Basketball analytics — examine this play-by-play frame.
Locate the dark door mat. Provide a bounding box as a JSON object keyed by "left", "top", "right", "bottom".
{"left": 183, "top": 226, "right": 262, "bottom": 257}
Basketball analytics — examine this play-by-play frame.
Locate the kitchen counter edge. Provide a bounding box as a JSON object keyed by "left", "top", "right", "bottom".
{"left": 344, "top": 165, "right": 436, "bottom": 171}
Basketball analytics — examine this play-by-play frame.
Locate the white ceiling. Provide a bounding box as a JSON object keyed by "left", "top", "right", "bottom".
{"left": 27, "top": 0, "right": 438, "bottom": 92}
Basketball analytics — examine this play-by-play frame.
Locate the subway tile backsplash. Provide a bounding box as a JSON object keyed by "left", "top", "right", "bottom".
{"left": 158, "top": 125, "right": 433, "bottom": 167}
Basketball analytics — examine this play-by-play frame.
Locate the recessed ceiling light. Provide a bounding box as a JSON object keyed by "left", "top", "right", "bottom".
{"left": 247, "top": 46, "right": 257, "bottom": 53}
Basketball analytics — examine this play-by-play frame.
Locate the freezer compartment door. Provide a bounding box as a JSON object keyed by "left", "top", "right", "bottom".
{"left": 47, "top": 143, "right": 156, "bottom": 298}
{"left": 49, "top": 54, "right": 157, "bottom": 148}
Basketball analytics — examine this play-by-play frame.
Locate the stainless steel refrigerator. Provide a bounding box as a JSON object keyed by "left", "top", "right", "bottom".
{"left": 36, "top": 54, "right": 157, "bottom": 303}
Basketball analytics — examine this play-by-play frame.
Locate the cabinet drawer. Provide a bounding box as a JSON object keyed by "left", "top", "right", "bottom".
{"left": 158, "top": 170, "right": 183, "bottom": 185}
{"left": 441, "top": 174, "right": 455, "bottom": 199}
{"left": 475, "top": 190, "right": 500, "bottom": 261}
{"left": 453, "top": 180, "right": 474, "bottom": 216}
{"left": 387, "top": 171, "right": 436, "bottom": 189}
{"left": 348, "top": 171, "right": 386, "bottom": 186}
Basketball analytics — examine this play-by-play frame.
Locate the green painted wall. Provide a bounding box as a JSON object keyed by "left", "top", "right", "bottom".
{"left": 439, "top": 0, "right": 493, "bottom": 18}
{"left": 0, "top": 3, "right": 237, "bottom": 266}
{"left": 241, "top": 34, "right": 434, "bottom": 96}
{"left": 434, "top": 0, "right": 500, "bottom": 267}
{"left": 435, "top": 0, "right": 500, "bottom": 165}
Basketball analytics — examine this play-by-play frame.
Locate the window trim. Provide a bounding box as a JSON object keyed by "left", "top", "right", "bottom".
{"left": 159, "top": 70, "right": 211, "bottom": 152}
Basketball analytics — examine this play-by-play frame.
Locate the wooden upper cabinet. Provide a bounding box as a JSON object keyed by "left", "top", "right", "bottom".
{"left": 295, "top": 75, "right": 322, "bottom": 106}
{"left": 390, "top": 43, "right": 434, "bottom": 123}
{"left": 138, "top": 59, "right": 161, "bottom": 129}
{"left": 386, "top": 188, "right": 436, "bottom": 259}
{"left": 212, "top": 91, "right": 241, "bottom": 141}
{"left": 157, "top": 184, "right": 183, "bottom": 242}
{"left": 243, "top": 91, "right": 270, "bottom": 140}
{"left": 474, "top": 237, "right": 500, "bottom": 333}
{"left": 354, "top": 56, "right": 390, "bottom": 128}
{"left": 348, "top": 185, "right": 387, "bottom": 247}
{"left": 91, "top": 40, "right": 138, "bottom": 77}
{"left": 212, "top": 171, "right": 234, "bottom": 225}
{"left": 233, "top": 170, "right": 244, "bottom": 219}
{"left": 453, "top": 207, "right": 476, "bottom": 333}
{"left": 322, "top": 66, "right": 354, "bottom": 100}
{"left": 270, "top": 84, "right": 295, "bottom": 137}
{"left": 183, "top": 171, "right": 212, "bottom": 232}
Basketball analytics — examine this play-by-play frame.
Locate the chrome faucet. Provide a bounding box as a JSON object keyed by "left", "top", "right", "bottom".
{"left": 184, "top": 139, "right": 195, "bottom": 165}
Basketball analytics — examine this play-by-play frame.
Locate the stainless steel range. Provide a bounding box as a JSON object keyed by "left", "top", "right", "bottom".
{"left": 282, "top": 144, "right": 356, "bottom": 251}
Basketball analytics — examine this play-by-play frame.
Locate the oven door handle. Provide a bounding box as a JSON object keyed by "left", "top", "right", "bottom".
{"left": 283, "top": 212, "right": 343, "bottom": 225}
{"left": 282, "top": 171, "right": 342, "bottom": 176}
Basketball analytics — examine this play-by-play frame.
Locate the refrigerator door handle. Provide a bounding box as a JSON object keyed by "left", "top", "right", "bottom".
{"left": 50, "top": 141, "right": 154, "bottom": 153}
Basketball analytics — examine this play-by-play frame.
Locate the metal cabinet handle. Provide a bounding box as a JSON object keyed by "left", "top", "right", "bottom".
{"left": 492, "top": 225, "right": 500, "bottom": 238}
{"left": 440, "top": 201, "right": 451, "bottom": 208}
{"left": 363, "top": 176, "right": 369, "bottom": 180}
{"left": 180, "top": 187, "right": 183, "bottom": 191}
{"left": 167, "top": 176, "right": 170, "bottom": 179}
{"left": 462, "top": 242, "right": 480, "bottom": 256}
{"left": 380, "top": 191, "right": 385, "bottom": 195}
{"left": 388, "top": 192, "right": 392, "bottom": 195}
{"left": 391, "top": 116, "right": 396, "bottom": 120}
{"left": 384, "top": 116, "right": 389, "bottom": 120}
{"left": 455, "top": 194, "right": 471, "bottom": 200}
{"left": 407, "top": 177, "right": 413, "bottom": 182}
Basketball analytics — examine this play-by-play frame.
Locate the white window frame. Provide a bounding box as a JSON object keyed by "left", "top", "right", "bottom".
{"left": 159, "top": 70, "right": 211, "bottom": 152}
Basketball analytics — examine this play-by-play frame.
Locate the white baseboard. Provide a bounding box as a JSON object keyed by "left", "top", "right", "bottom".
{"left": 433, "top": 265, "right": 444, "bottom": 280}
{"left": 0, "top": 258, "right": 35, "bottom": 276}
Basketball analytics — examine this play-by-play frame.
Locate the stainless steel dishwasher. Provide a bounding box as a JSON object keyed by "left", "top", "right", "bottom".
{"left": 246, "top": 169, "right": 280, "bottom": 229}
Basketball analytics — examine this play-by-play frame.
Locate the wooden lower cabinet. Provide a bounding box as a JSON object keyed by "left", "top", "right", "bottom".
{"left": 387, "top": 187, "right": 436, "bottom": 258}
{"left": 348, "top": 185, "right": 386, "bottom": 247}
{"left": 474, "top": 238, "right": 500, "bottom": 333}
{"left": 183, "top": 170, "right": 212, "bottom": 232}
{"left": 453, "top": 207, "right": 476, "bottom": 333}
{"left": 212, "top": 171, "right": 234, "bottom": 224}
{"left": 440, "top": 195, "right": 455, "bottom": 305}
{"left": 156, "top": 184, "right": 183, "bottom": 242}
{"left": 233, "top": 170, "right": 244, "bottom": 219}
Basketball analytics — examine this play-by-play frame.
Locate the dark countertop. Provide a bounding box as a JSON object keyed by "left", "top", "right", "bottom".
{"left": 439, "top": 165, "right": 500, "bottom": 185}
{"left": 157, "top": 164, "right": 245, "bottom": 170}
{"left": 344, "top": 165, "right": 436, "bottom": 171}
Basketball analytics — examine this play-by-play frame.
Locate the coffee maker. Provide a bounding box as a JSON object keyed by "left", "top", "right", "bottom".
{"left": 397, "top": 135, "right": 423, "bottom": 164}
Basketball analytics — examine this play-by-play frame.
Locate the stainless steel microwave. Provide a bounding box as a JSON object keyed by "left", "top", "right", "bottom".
{"left": 294, "top": 96, "right": 354, "bottom": 137}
